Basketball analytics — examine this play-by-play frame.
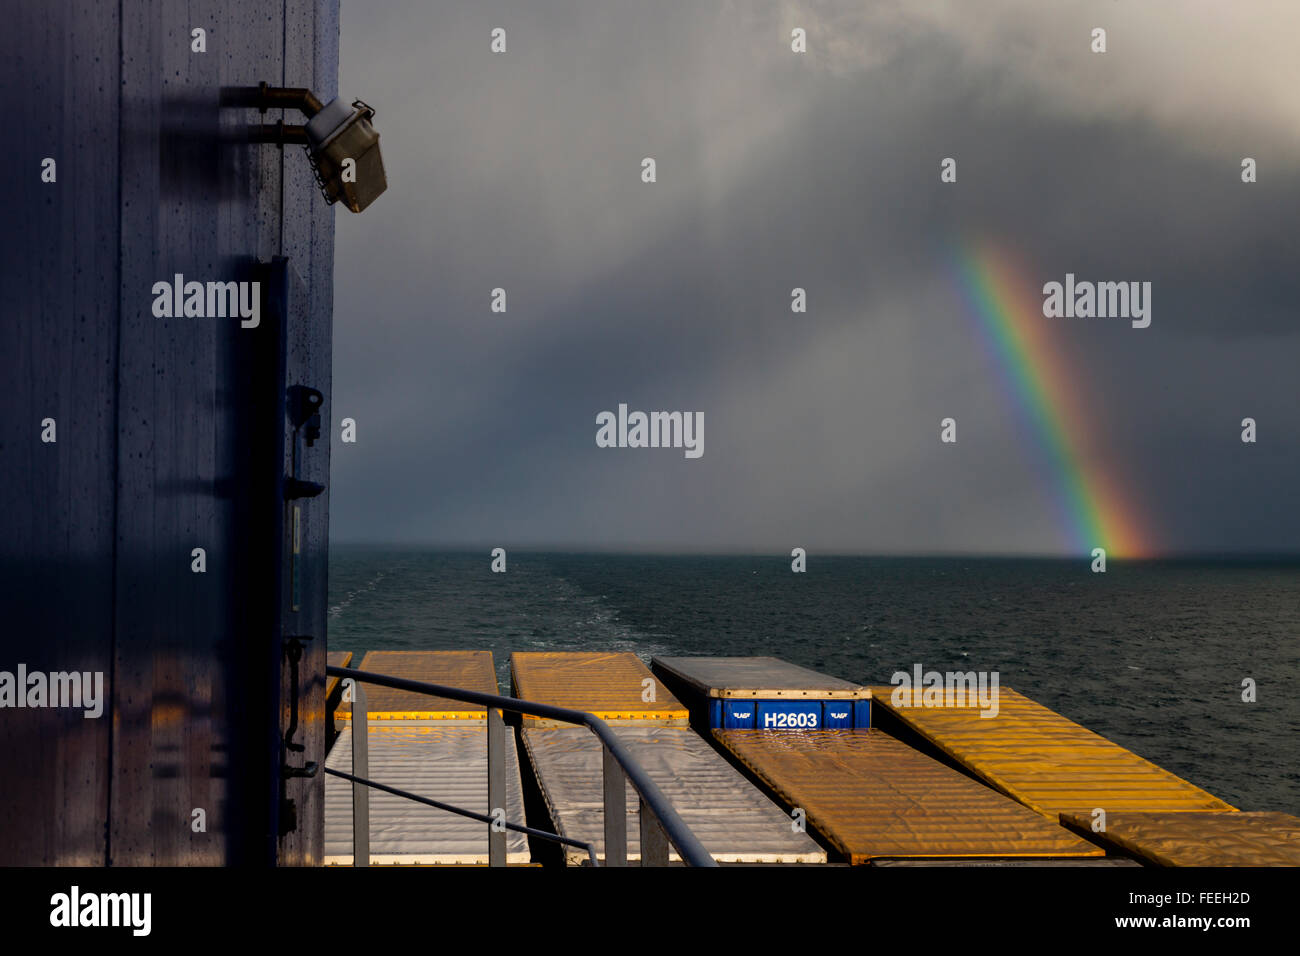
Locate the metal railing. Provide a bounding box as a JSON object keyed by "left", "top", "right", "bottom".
{"left": 326, "top": 665, "right": 717, "bottom": 867}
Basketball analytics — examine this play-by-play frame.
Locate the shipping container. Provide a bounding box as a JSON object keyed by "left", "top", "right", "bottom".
{"left": 324, "top": 651, "right": 529, "bottom": 865}
{"left": 652, "top": 656, "right": 871, "bottom": 730}
{"left": 871, "top": 684, "right": 1236, "bottom": 816}
{"left": 511, "top": 652, "right": 824, "bottom": 864}
{"left": 1058, "top": 810, "right": 1300, "bottom": 867}
{"left": 520, "top": 726, "right": 825, "bottom": 864}
{"left": 324, "top": 723, "right": 529, "bottom": 865}
{"left": 717, "top": 728, "right": 1104, "bottom": 864}
{"left": 511, "top": 651, "right": 688, "bottom": 726}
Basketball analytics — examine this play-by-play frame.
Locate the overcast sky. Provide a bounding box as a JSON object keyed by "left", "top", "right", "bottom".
{"left": 330, "top": 1, "right": 1300, "bottom": 555}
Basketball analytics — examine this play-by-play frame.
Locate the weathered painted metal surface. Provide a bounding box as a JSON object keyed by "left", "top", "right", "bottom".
{"left": 0, "top": 0, "right": 340, "bottom": 865}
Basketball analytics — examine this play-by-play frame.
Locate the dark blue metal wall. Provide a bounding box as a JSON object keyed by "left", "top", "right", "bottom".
{"left": 0, "top": 0, "right": 339, "bottom": 865}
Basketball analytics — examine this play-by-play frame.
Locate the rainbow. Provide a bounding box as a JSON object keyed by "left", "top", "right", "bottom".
{"left": 951, "top": 240, "right": 1153, "bottom": 558}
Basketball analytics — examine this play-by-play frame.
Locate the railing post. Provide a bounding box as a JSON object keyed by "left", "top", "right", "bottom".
{"left": 351, "top": 680, "right": 369, "bottom": 867}
{"left": 639, "top": 797, "right": 669, "bottom": 867}
{"left": 487, "top": 706, "right": 506, "bottom": 867}
{"left": 602, "top": 746, "right": 627, "bottom": 866}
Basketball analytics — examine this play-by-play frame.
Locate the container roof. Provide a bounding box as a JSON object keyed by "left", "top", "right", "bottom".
{"left": 338, "top": 650, "right": 497, "bottom": 720}
{"left": 654, "top": 655, "right": 870, "bottom": 698}
{"left": 871, "top": 685, "right": 1236, "bottom": 816}
{"left": 511, "top": 652, "right": 688, "bottom": 724}
{"left": 716, "top": 728, "right": 1103, "bottom": 863}
{"left": 1059, "top": 810, "right": 1300, "bottom": 866}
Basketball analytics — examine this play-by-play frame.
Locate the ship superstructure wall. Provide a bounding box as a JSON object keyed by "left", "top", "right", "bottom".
{"left": 0, "top": 0, "right": 340, "bottom": 866}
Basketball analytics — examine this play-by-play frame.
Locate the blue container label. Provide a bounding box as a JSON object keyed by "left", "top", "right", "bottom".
{"left": 710, "top": 697, "right": 869, "bottom": 728}
{"left": 756, "top": 700, "right": 822, "bottom": 729}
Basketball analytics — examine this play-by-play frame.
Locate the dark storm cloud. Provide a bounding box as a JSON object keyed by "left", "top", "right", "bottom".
{"left": 329, "top": 1, "right": 1300, "bottom": 554}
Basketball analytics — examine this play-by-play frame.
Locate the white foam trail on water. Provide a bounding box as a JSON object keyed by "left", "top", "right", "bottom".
{"left": 329, "top": 570, "right": 389, "bottom": 619}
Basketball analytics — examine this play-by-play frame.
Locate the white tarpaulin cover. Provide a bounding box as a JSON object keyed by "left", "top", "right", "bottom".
{"left": 521, "top": 726, "right": 826, "bottom": 864}
{"left": 324, "top": 723, "right": 529, "bottom": 864}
